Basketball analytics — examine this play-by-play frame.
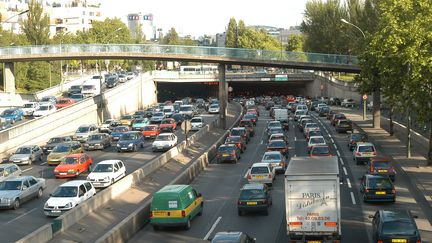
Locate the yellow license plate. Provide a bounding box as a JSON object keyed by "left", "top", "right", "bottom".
{"left": 378, "top": 170, "right": 388, "bottom": 173}
{"left": 246, "top": 201, "right": 257, "bottom": 205}
{"left": 152, "top": 211, "right": 168, "bottom": 217}
{"left": 223, "top": 154, "right": 230, "bottom": 157}
{"left": 391, "top": 239, "right": 407, "bottom": 243}
{"left": 255, "top": 176, "right": 264, "bottom": 179}
{"left": 307, "top": 241, "right": 321, "bottom": 243}
{"left": 375, "top": 191, "right": 386, "bottom": 195}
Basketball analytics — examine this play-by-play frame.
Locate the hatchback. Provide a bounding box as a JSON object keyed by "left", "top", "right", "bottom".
{"left": 335, "top": 119, "right": 353, "bottom": 133}
{"left": 370, "top": 210, "right": 421, "bottom": 243}
{"left": 216, "top": 144, "right": 241, "bottom": 164}
{"left": 367, "top": 157, "right": 396, "bottom": 181}
{"left": 360, "top": 174, "right": 395, "bottom": 203}
{"left": 354, "top": 142, "right": 377, "bottom": 165}
{"left": 237, "top": 183, "right": 272, "bottom": 216}
{"left": 247, "top": 163, "right": 275, "bottom": 187}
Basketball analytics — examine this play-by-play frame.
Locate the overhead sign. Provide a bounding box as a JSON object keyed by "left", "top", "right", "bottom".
{"left": 261, "top": 78, "right": 271, "bottom": 81}
{"left": 275, "top": 74, "right": 288, "bottom": 81}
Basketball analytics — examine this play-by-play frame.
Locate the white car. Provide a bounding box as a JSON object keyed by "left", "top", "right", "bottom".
{"left": 22, "top": 102, "right": 40, "bottom": 116}
{"left": 152, "top": 133, "right": 178, "bottom": 152}
{"left": 87, "top": 160, "right": 126, "bottom": 188}
{"left": 126, "top": 72, "right": 135, "bottom": 80}
{"left": 33, "top": 103, "right": 56, "bottom": 117}
{"left": 208, "top": 104, "right": 220, "bottom": 114}
{"left": 307, "top": 136, "right": 327, "bottom": 152}
{"left": 44, "top": 180, "right": 96, "bottom": 217}
{"left": 179, "top": 105, "right": 194, "bottom": 118}
{"left": 246, "top": 163, "right": 275, "bottom": 187}
{"left": 9, "top": 145, "right": 43, "bottom": 165}
{"left": 190, "top": 116, "right": 204, "bottom": 131}
{"left": 303, "top": 123, "right": 320, "bottom": 136}
{"left": 74, "top": 124, "right": 99, "bottom": 142}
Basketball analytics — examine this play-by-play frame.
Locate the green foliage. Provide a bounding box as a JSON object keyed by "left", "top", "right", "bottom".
{"left": 286, "top": 34, "right": 304, "bottom": 52}
{"left": 162, "top": 28, "right": 180, "bottom": 45}
{"left": 226, "top": 17, "right": 237, "bottom": 48}
{"left": 21, "top": 0, "right": 50, "bottom": 45}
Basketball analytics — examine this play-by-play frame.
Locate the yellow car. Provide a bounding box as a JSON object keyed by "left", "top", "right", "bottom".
{"left": 47, "top": 141, "right": 83, "bottom": 165}
{"left": 120, "top": 115, "right": 134, "bottom": 126}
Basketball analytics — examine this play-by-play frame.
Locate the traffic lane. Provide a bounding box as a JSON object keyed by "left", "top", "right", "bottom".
{"left": 310, "top": 113, "right": 370, "bottom": 243}
{"left": 314, "top": 112, "right": 432, "bottom": 242}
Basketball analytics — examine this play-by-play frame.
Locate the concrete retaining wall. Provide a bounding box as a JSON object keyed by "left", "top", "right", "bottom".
{"left": 315, "top": 72, "right": 361, "bottom": 100}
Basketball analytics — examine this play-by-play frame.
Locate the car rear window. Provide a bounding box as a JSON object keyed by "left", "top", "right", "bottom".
{"left": 310, "top": 137, "right": 325, "bottom": 144}
{"left": 240, "top": 189, "right": 265, "bottom": 200}
{"left": 373, "top": 161, "right": 391, "bottom": 168}
{"left": 359, "top": 146, "right": 375, "bottom": 152}
{"left": 218, "top": 146, "right": 235, "bottom": 153}
{"left": 311, "top": 146, "right": 330, "bottom": 154}
{"left": 226, "top": 136, "right": 241, "bottom": 143}
{"left": 269, "top": 140, "right": 286, "bottom": 147}
{"left": 230, "top": 129, "right": 244, "bottom": 136}
{"left": 263, "top": 153, "right": 281, "bottom": 160}
{"left": 339, "top": 120, "right": 351, "bottom": 126}
{"left": 367, "top": 177, "right": 393, "bottom": 189}
{"left": 382, "top": 221, "right": 417, "bottom": 235}
{"left": 251, "top": 166, "right": 269, "bottom": 174}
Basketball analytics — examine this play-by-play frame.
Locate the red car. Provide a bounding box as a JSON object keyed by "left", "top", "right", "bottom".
{"left": 225, "top": 135, "right": 246, "bottom": 153}
{"left": 247, "top": 108, "right": 259, "bottom": 117}
{"left": 55, "top": 98, "right": 76, "bottom": 109}
{"left": 159, "top": 118, "right": 177, "bottom": 133}
{"left": 331, "top": 113, "right": 347, "bottom": 126}
{"left": 142, "top": 125, "right": 160, "bottom": 139}
{"left": 53, "top": 153, "right": 93, "bottom": 178}
{"left": 309, "top": 145, "right": 333, "bottom": 157}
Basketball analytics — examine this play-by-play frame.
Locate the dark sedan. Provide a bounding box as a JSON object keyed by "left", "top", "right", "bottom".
{"left": 216, "top": 144, "right": 241, "bottom": 164}
{"left": 360, "top": 174, "right": 396, "bottom": 203}
{"left": 116, "top": 131, "right": 144, "bottom": 152}
{"left": 266, "top": 139, "right": 288, "bottom": 157}
{"left": 237, "top": 183, "right": 271, "bottom": 216}
{"left": 83, "top": 133, "right": 111, "bottom": 150}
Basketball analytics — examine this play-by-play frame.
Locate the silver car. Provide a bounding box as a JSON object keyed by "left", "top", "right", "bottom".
{"left": 0, "top": 176, "right": 46, "bottom": 209}
{"left": 261, "top": 151, "right": 286, "bottom": 173}
{"left": 9, "top": 145, "right": 43, "bottom": 165}
{"left": 83, "top": 133, "right": 111, "bottom": 150}
{"left": 0, "top": 164, "right": 22, "bottom": 182}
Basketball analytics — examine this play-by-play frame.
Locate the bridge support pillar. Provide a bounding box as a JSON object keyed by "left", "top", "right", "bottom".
{"left": 3, "top": 62, "right": 16, "bottom": 94}
{"left": 218, "top": 63, "right": 227, "bottom": 129}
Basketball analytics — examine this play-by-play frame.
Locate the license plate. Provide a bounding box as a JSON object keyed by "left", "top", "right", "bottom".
{"left": 89, "top": 146, "right": 94, "bottom": 148}
{"left": 255, "top": 175, "right": 264, "bottom": 179}
{"left": 223, "top": 154, "right": 230, "bottom": 157}
{"left": 391, "top": 240, "right": 407, "bottom": 243}
{"left": 93, "top": 183, "right": 101, "bottom": 186}
{"left": 307, "top": 241, "right": 321, "bottom": 243}
{"left": 121, "top": 147, "right": 128, "bottom": 150}
{"left": 246, "top": 201, "right": 257, "bottom": 205}
{"left": 375, "top": 191, "right": 386, "bottom": 195}
{"left": 51, "top": 210, "right": 61, "bottom": 213}
{"left": 152, "top": 211, "right": 168, "bottom": 217}
{"left": 378, "top": 169, "right": 388, "bottom": 173}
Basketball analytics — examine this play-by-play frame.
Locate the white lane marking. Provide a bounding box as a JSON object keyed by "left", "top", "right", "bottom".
{"left": 336, "top": 150, "right": 341, "bottom": 157}
{"left": 350, "top": 192, "right": 357, "bottom": 205}
{"left": 5, "top": 208, "right": 38, "bottom": 225}
{"left": 343, "top": 167, "right": 348, "bottom": 176}
{"left": 243, "top": 169, "right": 250, "bottom": 179}
{"left": 330, "top": 138, "right": 335, "bottom": 143}
{"left": 339, "top": 158, "right": 344, "bottom": 165}
{"left": 203, "top": 216, "right": 222, "bottom": 240}
{"left": 347, "top": 178, "right": 352, "bottom": 188}
{"left": 261, "top": 140, "right": 263, "bottom": 144}
{"left": 294, "top": 137, "right": 297, "bottom": 141}
{"left": 22, "top": 167, "right": 33, "bottom": 173}
{"left": 40, "top": 162, "right": 47, "bottom": 165}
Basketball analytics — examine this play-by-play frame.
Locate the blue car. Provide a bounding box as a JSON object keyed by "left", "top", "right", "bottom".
{"left": 110, "top": 126, "right": 130, "bottom": 142}
{"left": 116, "top": 131, "right": 145, "bottom": 152}
{"left": 0, "top": 108, "right": 24, "bottom": 124}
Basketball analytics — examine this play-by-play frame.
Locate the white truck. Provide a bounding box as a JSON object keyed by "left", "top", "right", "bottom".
{"left": 285, "top": 156, "right": 341, "bottom": 243}
{"left": 81, "top": 79, "right": 101, "bottom": 97}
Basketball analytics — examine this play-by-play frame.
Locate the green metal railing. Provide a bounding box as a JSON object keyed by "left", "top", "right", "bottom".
{"left": 0, "top": 44, "right": 358, "bottom": 66}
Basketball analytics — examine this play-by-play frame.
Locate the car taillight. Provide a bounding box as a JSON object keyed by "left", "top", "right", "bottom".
{"left": 372, "top": 151, "right": 377, "bottom": 156}
{"left": 391, "top": 189, "right": 396, "bottom": 194}
{"left": 355, "top": 152, "right": 361, "bottom": 156}
{"left": 247, "top": 174, "right": 252, "bottom": 180}
{"left": 237, "top": 200, "right": 242, "bottom": 205}
{"left": 262, "top": 199, "right": 268, "bottom": 204}
{"left": 149, "top": 211, "right": 153, "bottom": 218}
{"left": 351, "top": 141, "right": 356, "bottom": 144}
{"left": 370, "top": 165, "right": 374, "bottom": 172}
{"left": 364, "top": 189, "right": 369, "bottom": 193}
{"left": 279, "top": 162, "right": 285, "bottom": 167}
{"left": 268, "top": 173, "right": 272, "bottom": 178}
{"left": 416, "top": 241, "right": 421, "bottom": 243}
{"left": 181, "top": 210, "right": 186, "bottom": 217}
{"left": 377, "top": 240, "right": 383, "bottom": 243}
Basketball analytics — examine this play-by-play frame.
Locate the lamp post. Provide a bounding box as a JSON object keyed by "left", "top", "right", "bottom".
{"left": 341, "top": 18, "right": 367, "bottom": 120}
{"left": 2, "top": 9, "right": 29, "bottom": 31}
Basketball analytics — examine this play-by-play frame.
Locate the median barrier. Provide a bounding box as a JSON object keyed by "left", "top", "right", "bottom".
{"left": 95, "top": 102, "right": 242, "bottom": 243}
{"left": 15, "top": 223, "right": 53, "bottom": 243}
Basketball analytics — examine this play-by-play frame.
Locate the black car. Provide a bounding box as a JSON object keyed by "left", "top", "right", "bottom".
{"left": 42, "top": 136, "right": 73, "bottom": 154}
{"left": 211, "top": 232, "right": 256, "bottom": 243}
{"left": 360, "top": 174, "right": 395, "bottom": 203}
{"left": 348, "top": 132, "right": 368, "bottom": 150}
{"left": 371, "top": 210, "right": 421, "bottom": 243}
{"left": 105, "top": 76, "right": 118, "bottom": 88}
{"left": 237, "top": 183, "right": 271, "bottom": 216}
{"left": 318, "top": 106, "right": 331, "bottom": 117}
{"left": 171, "top": 113, "right": 185, "bottom": 126}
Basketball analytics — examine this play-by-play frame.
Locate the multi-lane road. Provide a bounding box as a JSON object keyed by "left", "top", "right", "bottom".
{"left": 128, "top": 105, "right": 432, "bottom": 243}
{"left": 0, "top": 113, "right": 218, "bottom": 243}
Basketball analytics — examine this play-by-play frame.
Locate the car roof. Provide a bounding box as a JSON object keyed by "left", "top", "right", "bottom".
{"left": 270, "top": 133, "right": 284, "bottom": 137}
{"left": 213, "top": 232, "right": 243, "bottom": 241}
{"left": 3, "top": 175, "right": 34, "bottom": 181}
{"left": 59, "top": 180, "right": 88, "bottom": 187}
{"left": 0, "top": 163, "right": 19, "bottom": 169}
{"left": 365, "top": 174, "right": 390, "bottom": 180}
{"left": 264, "top": 151, "right": 282, "bottom": 155}
{"left": 97, "top": 160, "right": 122, "bottom": 165}
{"left": 357, "top": 142, "right": 374, "bottom": 147}
{"left": 252, "top": 162, "right": 270, "bottom": 167}
{"left": 241, "top": 183, "right": 265, "bottom": 190}
{"left": 309, "top": 136, "right": 324, "bottom": 139}
{"left": 158, "top": 133, "right": 174, "bottom": 136}
{"left": 380, "top": 210, "right": 414, "bottom": 222}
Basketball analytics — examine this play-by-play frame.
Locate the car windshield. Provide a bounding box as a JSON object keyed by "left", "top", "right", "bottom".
{"left": 230, "top": 129, "right": 244, "bottom": 136}
{"left": 156, "top": 135, "right": 171, "bottom": 141}
{"left": 0, "top": 181, "right": 22, "bottom": 190}
{"left": 309, "top": 131, "right": 321, "bottom": 137}
{"left": 48, "top": 137, "right": 63, "bottom": 143}
{"left": 306, "top": 123, "right": 319, "bottom": 128}
{"left": 71, "top": 94, "right": 83, "bottom": 99}
{"left": 53, "top": 145, "right": 70, "bottom": 153}
{"left": 93, "top": 164, "right": 113, "bottom": 173}
{"left": 163, "top": 109, "right": 172, "bottom": 113}
{"left": 24, "top": 104, "right": 34, "bottom": 108}
{"left": 121, "top": 134, "right": 137, "bottom": 140}
{"left": 226, "top": 136, "right": 241, "bottom": 143}
{"left": 312, "top": 146, "right": 330, "bottom": 154}
{"left": 339, "top": 120, "right": 351, "bottom": 125}
{"left": 240, "top": 189, "right": 265, "bottom": 200}
{"left": 58, "top": 99, "right": 70, "bottom": 104}
{"left": 41, "top": 97, "right": 52, "bottom": 102}
{"left": 134, "top": 119, "right": 145, "bottom": 124}
{"left": 154, "top": 112, "right": 164, "bottom": 117}
{"left": 161, "top": 120, "right": 171, "bottom": 124}
{"left": 103, "top": 120, "right": 113, "bottom": 124}
{"left": 210, "top": 104, "right": 219, "bottom": 108}
{"left": 382, "top": 221, "right": 417, "bottom": 236}
{"left": 191, "top": 118, "right": 202, "bottom": 123}
{"left": 269, "top": 141, "right": 286, "bottom": 147}
{"left": 263, "top": 153, "right": 281, "bottom": 160}
{"left": 240, "top": 121, "right": 252, "bottom": 126}
{"left": 336, "top": 114, "right": 346, "bottom": 119}
{"left": 251, "top": 166, "right": 269, "bottom": 174}
{"left": 368, "top": 177, "right": 393, "bottom": 189}
{"left": 373, "top": 161, "right": 391, "bottom": 168}
{"left": 113, "top": 127, "right": 128, "bottom": 132}
{"left": 218, "top": 146, "right": 235, "bottom": 153}
{"left": 61, "top": 157, "right": 78, "bottom": 165}
{"left": 296, "top": 110, "right": 307, "bottom": 115}
{"left": 270, "top": 128, "right": 283, "bottom": 134}
{"left": 144, "top": 126, "right": 157, "bottom": 131}
{"left": 77, "top": 127, "right": 89, "bottom": 133}
{"left": 268, "top": 122, "right": 281, "bottom": 128}
{"left": 180, "top": 106, "right": 192, "bottom": 111}
{"left": 122, "top": 115, "right": 133, "bottom": 120}
{"left": 15, "top": 147, "right": 31, "bottom": 154}
{"left": 359, "top": 146, "right": 375, "bottom": 152}
{"left": 89, "top": 135, "right": 103, "bottom": 140}
{"left": 310, "top": 137, "right": 325, "bottom": 144}
{"left": 351, "top": 134, "right": 365, "bottom": 141}
{"left": 51, "top": 186, "right": 78, "bottom": 197}
{"left": 39, "top": 105, "right": 50, "bottom": 110}
{"left": 244, "top": 114, "right": 255, "bottom": 119}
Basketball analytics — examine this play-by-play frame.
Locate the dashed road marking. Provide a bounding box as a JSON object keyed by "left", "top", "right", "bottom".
{"left": 336, "top": 150, "right": 341, "bottom": 157}
{"left": 343, "top": 167, "right": 348, "bottom": 176}
{"left": 350, "top": 192, "right": 357, "bottom": 205}
{"left": 243, "top": 169, "right": 250, "bottom": 179}
{"left": 5, "top": 208, "right": 37, "bottom": 225}
{"left": 203, "top": 216, "right": 222, "bottom": 240}
{"left": 40, "top": 162, "right": 47, "bottom": 165}
{"left": 339, "top": 158, "right": 344, "bottom": 165}
{"left": 347, "top": 178, "right": 352, "bottom": 188}
{"left": 294, "top": 137, "right": 297, "bottom": 141}
{"left": 22, "top": 167, "right": 33, "bottom": 173}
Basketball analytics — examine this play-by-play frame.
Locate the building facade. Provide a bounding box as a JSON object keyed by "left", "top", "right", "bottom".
{"left": 127, "top": 13, "right": 155, "bottom": 41}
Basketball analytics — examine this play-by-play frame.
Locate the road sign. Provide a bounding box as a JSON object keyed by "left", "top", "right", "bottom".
{"left": 362, "top": 94, "right": 368, "bottom": 100}
{"left": 181, "top": 120, "right": 191, "bottom": 133}
{"left": 275, "top": 74, "right": 288, "bottom": 81}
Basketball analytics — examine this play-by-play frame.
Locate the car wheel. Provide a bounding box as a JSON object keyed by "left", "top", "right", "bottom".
{"left": 198, "top": 203, "right": 203, "bottom": 216}
{"left": 133, "top": 145, "right": 137, "bottom": 152}
{"left": 37, "top": 188, "right": 43, "bottom": 198}
{"left": 184, "top": 218, "right": 191, "bottom": 230}
{"left": 111, "top": 178, "right": 114, "bottom": 185}
{"left": 141, "top": 143, "right": 144, "bottom": 148}
{"left": 13, "top": 199, "right": 20, "bottom": 210}
{"left": 238, "top": 210, "right": 243, "bottom": 216}
{"left": 363, "top": 194, "right": 368, "bottom": 203}
{"left": 39, "top": 155, "right": 43, "bottom": 162}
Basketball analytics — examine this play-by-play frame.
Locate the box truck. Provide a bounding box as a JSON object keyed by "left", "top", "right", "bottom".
{"left": 285, "top": 156, "right": 341, "bottom": 243}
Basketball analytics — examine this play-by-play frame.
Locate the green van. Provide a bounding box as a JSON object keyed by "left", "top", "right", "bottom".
{"left": 150, "top": 184, "right": 203, "bottom": 230}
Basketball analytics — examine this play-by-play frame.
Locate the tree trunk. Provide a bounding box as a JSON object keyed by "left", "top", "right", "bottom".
{"left": 407, "top": 112, "right": 411, "bottom": 158}
{"left": 389, "top": 107, "right": 394, "bottom": 136}
{"left": 428, "top": 120, "right": 432, "bottom": 165}
{"left": 373, "top": 89, "right": 381, "bottom": 128}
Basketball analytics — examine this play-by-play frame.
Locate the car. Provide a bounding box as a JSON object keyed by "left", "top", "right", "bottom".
{"left": 267, "top": 139, "right": 288, "bottom": 157}
{"left": 307, "top": 136, "right": 327, "bottom": 152}
{"left": 315, "top": 103, "right": 327, "bottom": 112}
{"left": 47, "top": 141, "right": 83, "bottom": 165}
{"left": 243, "top": 113, "right": 258, "bottom": 126}
{"left": 99, "top": 119, "right": 121, "bottom": 133}
{"left": 44, "top": 180, "right": 96, "bottom": 217}
{"left": 329, "top": 97, "right": 341, "bottom": 106}
{"left": 86, "top": 160, "right": 126, "bottom": 188}
{"left": 348, "top": 132, "right": 368, "bottom": 151}
{"left": 55, "top": 98, "right": 76, "bottom": 109}
{"left": 326, "top": 110, "right": 335, "bottom": 120}
{"left": 110, "top": 126, "right": 130, "bottom": 142}
{"left": 105, "top": 76, "right": 118, "bottom": 88}
{"left": 208, "top": 104, "right": 220, "bottom": 114}
{"left": 309, "top": 145, "right": 333, "bottom": 157}
{"left": 67, "top": 85, "right": 82, "bottom": 96}
{"left": 261, "top": 151, "right": 286, "bottom": 173}
{"left": 0, "top": 164, "right": 22, "bottom": 182}
{"left": 9, "top": 145, "right": 43, "bottom": 165}
{"left": 40, "top": 96, "right": 57, "bottom": 104}
{"left": 142, "top": 125, "right": 160, "bottom": 139}
{"left": 331, "top": 113, "right": 347, "bottom": 126}
{"left": 247, "top": 108, "right": 259, "bottom": 117}
{"left": 360, "top": 174, "right": 395, "bottom": 202}
{"left": 267, "top": 127, "right": 284, "bottom": 140}
{"left": 150, "top": 112, "right": 166, "bottom": 124}
{"left": 120, "top": 115, "right": 134, "bottom": 126}
{"left": 117, "top": 131, "right": 145, "bottom": 152}
{"left": 33, "top": 103, "right": 56, "bottom": 117}
{"left": 179, "top": 105, "right": 195, "bottom": 119}
{"left": 225, "top": 135, "right": 247, "bottom": 153}
{"left": 370, "top": 210, "right": 421, "bottom": 243}
{"left": 210, "top": 232, "right": 256, "bottom": 243}
{"left": 0, "top": 119, "right": 12, "bottom": 131}
{"left": 216, "top": 144, "right": 241, "bottom": 163}
{"left": 159, "top": 118, "right": 177, "bottom": 133}
{"left": 190, "top": 116, "right": 205, "bottom": 131}
{"left": 266, "top": 121, "right": 282, "bottom": 131}
{"left": 306, "top": 129, "right": 322, "bottom": 141}
{"left": 70, "top": 93, "right": 85, "bottom": 102}
{"left": 341, "top": 98, "right": 356, "bottom": 107}
{"left": 294, "top": 110, "right": 307, "bottom": 121}
{"left": 83, "top": 133, "right": 111, "bottom": 150}
{"left": 0, "top": 176, "right": 46, "bottom": 210}
{"left": 318, "top": 106, "right": 331, "bottom": 117}
{"left": 53, "top": 153, "right": 93, "bottom": 178}
{"left": 42, "top": 136, "right": 73, "bottom": 154}
{"left": 152, "top": 133, "right": 178, "bottom": 152}
{"left": 74, "top": 124, "right": 99, "bottom": 142}
{"left": 162, "top": 105, "right": 175, "bottom": 118}
{"left": 237, "top": 183, "right": 272, "bottom": 216}
{"left": 335, "top": 119, "right": 353, "bottom": 133}
{"left": 366, "top": 157, "right": 396, "bottom": 181}
{"left": 303, "top": 123, "right": 320, "bottom": 137}
{"left": 247, "top": 163, "right": 275, "bottom": 187}
{"left": 0, "top": 108, "right": 24, "bottom": 123}
{"left": 131, "top": 118, "right": 150, "bottom": 131}
{"left": 268, "top": 133, "right": 287, "bottom": 143}
{"left": 298, "top": 118, "right": 313, "bottom": 132}
{"left": 231, "top": 127, "right": 251, "bottom": 143}
{"left": 239, "top": 119, "right": 255, "bottom": 136}
{"left": 118, "top": 74, "right": 127, "bottom": 82}
{"left": 126, "top": 72, "right": 135, "bottom": 80}
{"left": 22, "top": 102, "right": 40, "bottom": 116}
{"left": 353, "top": 142, "right": 377, "bottom": 165}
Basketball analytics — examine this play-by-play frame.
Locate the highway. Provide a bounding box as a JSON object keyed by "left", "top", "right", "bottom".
{"left": 128, "top": 105, "right": 432, "bottom": 243}
{"left": 0, "top": 112, "right": 218, "bottom": 243}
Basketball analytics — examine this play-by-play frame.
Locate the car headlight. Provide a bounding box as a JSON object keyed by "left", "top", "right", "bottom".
{"left": 65, "top": 202, "right": 73, "bottom": 208}
{"left": 128, "top": 143, "right": 133, "bottom": 147}
{"left": 104, "top": 176, "right": 110, "bottom": 181}
{"left": 94, "top": 144, "right": 100, "bottom": 146}
{"left": 117, "top": 144, "right": 120, "bottom": 147}
{"left": 44, "top": 202, "right": 49, "bottom": 208}
{"left": 68, "top": 169, "right": 76, "bottom": 173}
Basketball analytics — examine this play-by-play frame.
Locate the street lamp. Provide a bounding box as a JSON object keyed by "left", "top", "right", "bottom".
{"left": 2, "top": 9, "right": 29, "bottom": 23}
{"left": 341, "top": 18, "right": 367, "bottom": 120}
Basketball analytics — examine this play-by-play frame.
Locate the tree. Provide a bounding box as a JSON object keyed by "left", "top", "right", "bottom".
{"left": 21, "top": 0, "right": 50, "bottom": 45}
{"left": 162, "top": 27, "right": 180, "bottom": 45}
{"left": 225, "top": 17, "right": 237, "bottom": 48}
{"left": 286, "top": 34, "right": 304, "bottom": 52}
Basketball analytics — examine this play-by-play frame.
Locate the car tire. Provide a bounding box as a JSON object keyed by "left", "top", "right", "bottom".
{"left": 37, "top": 188, "right": 43, "bottom": 198}
{"left": 363, "top": 194, "right": 368, "bottom": 203}
{"left": 111, "top": 178, "right": 114, "bottom": 186}
{"left": 39, "top": 156, "right": 43, "bottom": 162}
{"left": 13, "top": 199, "right": 20, "bottom": 210}
{"left": 141, "top": 143, "right": 144, "bottom": 148}
{"left": 198, "top": 203, "right": 203, "bottom": 216}
{"left": 184, "top": 219, "right": 191, "bottom": 230}
{"left": 238, "top": 210, "right": 243, "bottom": 216}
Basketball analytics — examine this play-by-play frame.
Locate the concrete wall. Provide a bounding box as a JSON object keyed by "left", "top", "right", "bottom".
{"left": 316, "top": 72, "right": 361, "bottom": 100}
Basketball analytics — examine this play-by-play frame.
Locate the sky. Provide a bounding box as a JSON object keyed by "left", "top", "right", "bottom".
{"left": 102, "top": 0, "right": 308, "bottom": 37}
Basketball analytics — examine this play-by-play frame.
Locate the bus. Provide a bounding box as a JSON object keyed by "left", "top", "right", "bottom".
{"left": 179, "top": 65, "right": 218, "bottom": 74}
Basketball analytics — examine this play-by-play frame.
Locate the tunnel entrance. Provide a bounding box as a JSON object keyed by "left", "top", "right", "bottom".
{"left": 156, "top": 82, "right": 219, "bottom": 101}
{"left": 228, "top": 81, "right": 310, "bottom": 97}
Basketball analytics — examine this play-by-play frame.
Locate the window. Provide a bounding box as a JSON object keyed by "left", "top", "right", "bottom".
{"left": 79, "top": 185, "right": 86, "bottom": 196}
{"left": 118, "top": 161, "right": 124, "bottom": 168}
{"left": 84, "top": 182, "right": 93, "bottom": 192}
{"left": 23, "top": 179, "right": 30, "bottom": 188}
{"left": 29, "top": 178, "right": 38, "bottom": 186}
{"left": 114, "top": 163, "right": 119, "bottom": 172}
